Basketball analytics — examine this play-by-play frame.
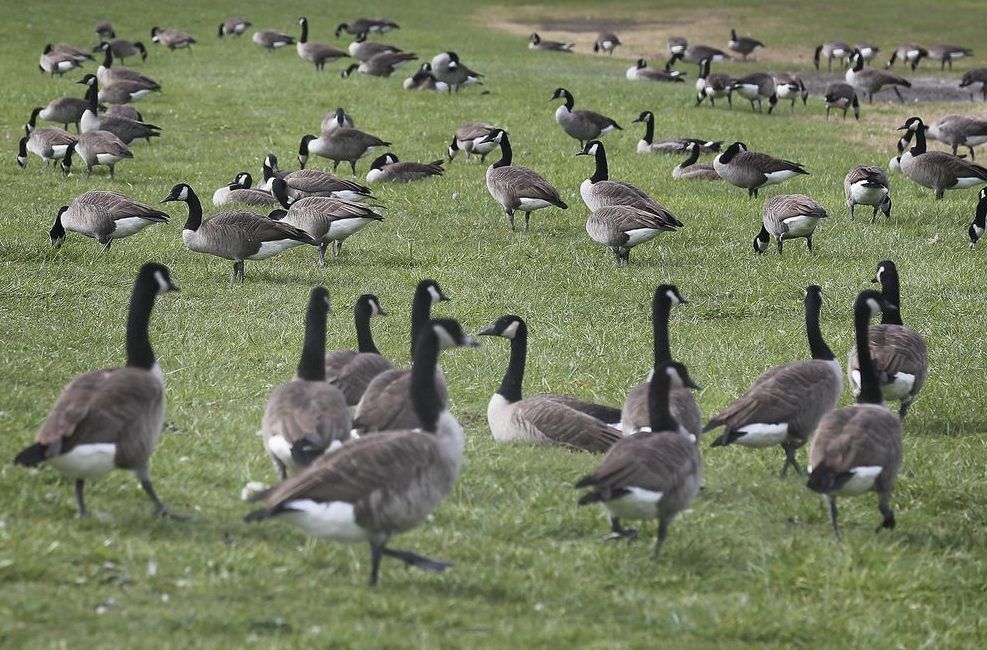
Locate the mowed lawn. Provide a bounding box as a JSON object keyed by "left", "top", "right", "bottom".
{"left": 1, "top": 0, "right": 986, "bottom": 647}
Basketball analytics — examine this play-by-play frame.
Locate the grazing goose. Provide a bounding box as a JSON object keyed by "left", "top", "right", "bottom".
{"left": 262, "top": 287, "right": 350, "bottom": 479}
{"left": 845, "top": 166, "right": 892, "bottom": 221}
{"left": 402, "top": 62, "right": 448, "bottom": 91}
{"left": 335, "top": 18, "right": 400, "bottom": 37}
{"left": 321, "top": 107, "right": 355, "bottom": 133}
{"left": 26, "top": 95, "right": 88, "bottom": 132}
{"left": 667, "top": 37, "right": 688, "bottom": 57}
{"left": 855, "top": 43, "right": 880, "bottom": 62}
{"left": 594, "top": 32, "right": 621, "bottom": 55}
{"left": 695, "top": 58, "right": 733, "bottom": 108}
{"left": 731, "top": 73, "right": 778, "bottom": 113}
{"left": 621, "top": 286, "right": 701, "bottom": 437}
{"left": 342, "top": 51, "right": 417, "bottom": 78}
{"left": 755, "top": 194, "right": 828, "bottom": 254}
{"left": 814, "top": 40, "right": 851, "bottom": 71}
{"left": 971, "top": 188, "right": 986, "bottom": 247}
{"left": 298, "top": 129, "right": 391, "bottom": 174}
{"left": 14, "top": 263, "right": 182, "bottom": 518}
{"left": 94, "top": 21, "right": 115, "bottom": 39}
{"left": 212, "top": 172, "right": 278, "bottom": 207}
{"left": 49, "top": 191, "right": 169, "bottom": 251}
{"left": 252, "top": 29, "right": 295, "bottom": 50}
{"left": 550, "top": 88, "right": 622, "bottom": 147}
{"left": 325, "top": 294, "right": 392, "bottom": 407}
{"left": 672, "top": 142, "right": 720, "bottom": 181}
{"left": 161, "top": 183, "right": 316, "bottom": 283}
{"left": 366, "top": 153, "right": 443, "bottom": 183}
{"left": 430, "top": 52, "right": 483, "bottom": 93}
{"left": 728, "top": 29, "right": 763, "bottom": 60}
{"left": 529, "top": 33, "right": 574, "bottom": 52}
{"left": 847, "top": 261, "right": 928, "bottom": 420}
{"left": 150, "top": 27, "right": 196, "bottom": 50}
{"left": 773, "top": 74, "right": 808, "bottom": 112}
{"left": 60, "top": 131, "right": 133, "bottom": 180}
{"left": 847, "top": 50, "right": 910, "bottom": 104}
{"left": 807, "top": 290, "right": 902, "bottom": 539}
{"left": 897, "top": 116, "right": 987, "bottom": 199}
{"left": 51, "top": 43, "right": 94, "bottom": 62}
{"left": 632, "top": 111, "right": 722, "bottom": 155}
{"left": 824, "top": 83, "right": 860, "bottom": 121}
{"left": 886, "top": 44, "right": 927, "bottom": 71}
{"left": 218, "top": 17, "right": 251, "bottom": 37}
{"left": 267, "top": 165, "right": 374, "bottom": 203}
{"left": 447, "top": 122, "right": 497, "bottom": 163}
{"left": 586, "top": 206, "right": 679, "bottom": 266}
{"left": 104, "top": 39, "right": 148, "bottom": 63}
{"left": 246, "top": 318, "right": 478, "bottom": 587}
{"left": 348, "top": 32, "right": 401, "bottom": 61}
{"left": 79, "top": 78, "right": 160, "bottom": 145}
{"left": 297, "top": 17, "right": 348, "bottom": 70}
{"left": 17, "top": 127, "right": 77, "bottom": 169}
{"left": 929, "top": 44, "right": 973, "bottom": 71}
{"left": 95, "top": 43, "right": 160, "bottom": 87}
{"left": 478, "top": 129, "right": 567, "bottom": 231}
{"left": 926, "top": 115, "right": 987, "bottom": 160}
{"left": 79, "top": 73, "right": 158, "bottom": 105}
{"left": 40, "top": 45, "right": 83, "bottom": 76}
{"left": 683, "top": 44, "right": 729, "bottom": 71}
{"left": 625, "top": 58, "right": 685, "bottom": 83}
{"left": 714, "top": 142, "right": 809, "bottom": 198}
{"left": 352, "top": 281, "right": 450, "bottom": 434}
{"left": 707, "top": 286, "right": 842, "bottom": 476}
{"left": 479, "top": 315, "right": 622, "bottom": 449}
{"left": 576, "top": 361, "right": 702, "bottom": 554}
{"left": 959, "top": 68, "right": 987, "bottom": 102}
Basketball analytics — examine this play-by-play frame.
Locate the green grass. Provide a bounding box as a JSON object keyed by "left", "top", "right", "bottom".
{"left": 2, "top": 0, "right": 986, "bottom": 647}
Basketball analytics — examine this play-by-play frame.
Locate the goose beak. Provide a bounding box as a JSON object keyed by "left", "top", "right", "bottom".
{"left": 896, "top": 124, "right": 909, "bottom": 130}
{"left": 477, "top": 324, "right": 498, "bottom": 336}
{"left": 462, "top": 335, "right": 482, "bottom": 348}
{"left": 686, "top": 378, "right": 701, "bottom": 390}
{"left": 168, "top": 281, "right": 181, "bottom": 292}
{"left": 575, "top": 150, "right": 588, "bottom": 156}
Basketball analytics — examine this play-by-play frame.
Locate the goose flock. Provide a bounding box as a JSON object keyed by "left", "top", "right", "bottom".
{"left": 9, "top": 9, "right": 986, "bottom": 592}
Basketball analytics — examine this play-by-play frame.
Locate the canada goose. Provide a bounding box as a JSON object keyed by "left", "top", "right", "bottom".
{"left": 352, "top": 281, "right": 451, "bottom": 434}
{"left": 774, "top": 74, "right": 808, "bottom": 112}
{"left": 886, "top": 44, "right": 927, "bottom": 71}
{"left": 888, "top": 128, "right": 915, "bottom": 174}
{"left": 576, "top": 361, "right": 702, "bottom": 554}
{"left": 550, "top": 88, "right": 621, "bottom": 147}
{"left": 631, "top": 111, "right": 721, "bottom": 155}
{"left": 728, "top": 29, "right": 763, "bottom": 61}
{"left": 855, "top": 43, "right": 880, "bottom": 62}
{"left": 731, "top": 73, "right": 778, "bottom": 113}
{"left": 51, "top": 43, "right": 94, "bottom": 62}
{"left": 621, "top": 285, "right": 702, "bottom": 437}
{"left": 94, "top": 21, "right": 115, "bottom": 39}
{"left": 104, "top": 39, "right": 148, "bottom": 63}
{"left": 594, "top": 32, "right": 621, "bottom": 55}
{"left": 321, "top": 107, "right": 355, "bottom": 133}
{"left": 78, "top": 78, "right": 160, "bottom": 145}
{"left": 714, "top": 142, "right": 809, "bottom": 198}
{"left": 586, "top": 205, "right": 679, "bottom": 266}
{"left": 79, "top": 73, "right": 158, "bottom": 105}
{"left": 325, "top": 294, "right": 392, "bottom": 407}
{"left": 218, "top": 17, "right": 251, "bottom": 37}
{"left": 341, "top": 51, "right": 417, "bottom": 77}
{"left": 14, "top": 262, "right": 182, "bottom": 518}
{"left": 96, "top": 43, "right": 160, "bottom": 88}
{"left": 26, "top": 95, "right": 88, "bottom": 132}
{"left": 845, "top": 166, "right": 892, "bottom": 221}
{"left": 49, "top": 191, "right": 169, "bottom": 251}
{"left": 270, "top": 178, "right": 384, "bottom": 264}
{"left": 695, "top": 58, "right": 733, "bottom": 108}
{"left": 625, "top": 58, "right": 685, "bottom": 83}
{"left": 479, "top": 315, "right": 622, "bottom": 453}
{"left": 161, "top": 183, "right": 316, "bottom": 283}
{"left": 929, "top": 44, "right": 973, "bottom": 71}
{"left": 959, "top": 68, "right": 987, "bottom": 102}
{"left": 252, "top": 29, "right": 295, "bottom": 50}
{"left": 347, "top": 32, "right": 401, "bottom": 62}
{"left": 150, "top": 27, "right": 196, "bottom": 50}
{"left": 807, "top": 289, "right": 902, "bottom": 539}
{"left": 755, "top": 194, "right": 828, "bottom": 254}
{"left": 60, "top": 131, "right": 133, "bottom": 180}
{"left": 366, "top": 153, "right": 444, "bottom": 183}
{"left": 430, "top": 51, "right": 483, "bottom": 93}
{"left": 447, "top": 122, "right": 497, "bottom": 163}
{"left": 814, "top": 41, "right": 851, "bottom": 71}
{"left": 297, "top": 17, "right": 348, "bottom": 70}
{"left": 402, "top": 62, "right": 448, "bottom": 91}
{"left": 298, "top": 129, "right": 391, "bottom": 174}
{"left": 17, "top": 128, "right": 77, "bottom": 169}
{"left": 212, "top": 172, "right": 278, "bottom": 207}
{"left": 40, "top": 45, "right": 83, "bottom": 76}
{"left": 683, "top": 44, "right": 730, "bottom": 71}
{"left": 707, "top": 286, "right": 841, "bottom": 476}
{"left": 529, "top": 33, "right": 574, "bottom": 52}
{"left": 667, "top": 37, "right": 688, "bottom": 56}
{"left": 971, "top": 188, "right": 986, "bottom": 247}
{"left": 926, "top": 115, "right": 987, "bottom": 160}
{"left": 824, "top": 83, "right": 860, "bottom": 121}
{"left": 897, "top": 116, "right": 987, "bottom": 199}
{"left": 847, "top": 261, "right": 928, "bottom": 420}
{"left": 672, "top": 142, "right": 721, "bottom": 181}
{"left": 478, "top": 128, "right": 567, "bottom": 231}
{"left": 266, "top": 165, "right": 374, "bottom": 203}
{"left": 335, "top": 18, "right": 400, "bottom": 38}
{"left": 847, "top": 50, "right": 910, "bottom": 104}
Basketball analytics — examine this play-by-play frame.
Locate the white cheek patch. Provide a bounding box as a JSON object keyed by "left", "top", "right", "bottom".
{"left": 427, "top": 285, "right": 442, "bottom": 304}
{"left": 178, "top": 186, "right": 189, "bottom": 201}
{"left": 153, "top": 270, "right": 170, "bottom": 293}
{"left": 666, "top": 290, "right": 681, "bottom": 305}
{"left": 866, "top": 297, "right": 881, "bottom": 316}
{"left": 433, "top": 324, "right": 456, "bottom": 348}
{"left": 500, "top": 320, "right": 520, "bottom": 339}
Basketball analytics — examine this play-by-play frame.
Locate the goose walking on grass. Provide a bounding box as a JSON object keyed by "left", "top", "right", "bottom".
{"left": 49, "top": 191, "right": 169, "bottom": 251}
{"left": 245, "top": 319, "right": 480, "bottom": 587}
{"left": 926, "top": 115, "right": 987, "bottom": 160}
{"left": 959, "top": 69, "right": 987, "bottom": 102}
{"left": 26, "top": 95, "right": 89, "bottom": 132}
{"left": 971, "top": 188, "right": 987, "bottom": 247}
{"left": 845, "top": 166, "right": 892, "bottom": 221}
{"left": 773, "top": 74, "right": 808, "bottom": 112}
{"left": 252, "top": 29, "right": 295, "bottom": 50}
{"left": 298, "top": 129, "right": 391, "bottom": 175}
{"left": 683, "top": 45, "right": 729, "bottom": 71}
{"left": 886, "top": 44, "right": 927, "bottom": 71}
{"left": 60, "top": 131, "right": 133, "bottom": 180}
{"left": 218, "top": 17, "right": 251, "bottom": 37}
{"left": 14, "top": 263, "right": 183, "bottom": 519}
{"left": 150, "top": 27, "right": 196, "bottom": 50}
{"left": 672, "top": 142, "right": 720, "bottom": 181}
{"left": 714, "top": 142, "right": 808, "bottom": 198}
{"left": 550, "top": 88, "right": 621, "bottom": 147}
{"left": 325, "top": 294, "right": 393, "bottom": 408}
{"left": 632, "top": 111, "right": 721, "bottom": 155}
{"left": 17, "top": 127, "right": 76, "bottom": 169}
{"left": 341, "top": 51, "right": 418, "bottom": 78}
{"left": 728, "top": 29, "right": 763, "bottom": 61}
{"left": 824, "top": 83, "right": 860, "bottom": 121}
{"left": 754, "top": 194, "right": 828, "bottom": 254}
{"left": 335, "top": 18, "right": 400, "bottom": 38}
{"left": 95, "top": 43, "right": 159, "bottom": 88}
{"left": 586, "top": 205, "right": 680, "bottom": 266}
{"left": 40, "top": 45, "right": 82, "bottom": 76}
{"left": 297, "top": 17, "right": 348, "bottom": 70}
{"left": 808, "top": 290, "right": 902, "bottom": 539}
{"left": 731, "top": 73, "right": 778, "bottom": 114}
{"left": 814, "top": 41, "right": 851, "bottom": 72}
{"left": 101, "top": 39, "right": 148, "bottom": 63}
{"left": 897, "top": 117, "right": 987, "bottom": 199}
{"left": 78, "top": 76, "right": 161, "bottom": 145}
{"left": 846, "top": 50, "right": 910, "bottom": 104}
{"left": 594, "top": 32, "right": 621, "bottom": 55}
{"left": 929, "top": 44, "right": 973, "bottom": 71}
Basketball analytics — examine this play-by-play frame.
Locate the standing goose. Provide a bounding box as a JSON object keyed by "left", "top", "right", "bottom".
{"left": 297, "top": 17, "right": 348, "bottom": 70}
{"left": 447, "top": 122, "right": 497, "bottom": 163}
{"left": 845, "top": 166, "right": 892, "bottom": 221}
{"left": 218, "top": 17, "right": 251, "bottom": 37}
{"left": 970, "top": 188, "right": 986, "bottom": 246}
{"left": 731, "top": 73, "right": 778, "bottom": 113}
{"left": 575, "top": 361, "right": 702, "bottom": 553}
{"left": 929, "top": 44, "right": 973, "bottom": 71}
{"left": 706, "top": 286, "right": 842, "bottom": 476}
{"left": 26, "top": 95, "right": 88, "bottom": 132}
{"left": 625, "top": 58, "right": 685, "bottom": 83}
{"left": 78, "top": 77, "right": 161, "bottom": 145}
{"left": 17, "top": 127, "right": 77, "bottom": 169}
{"left": 150, "top": 27, "right": 196, "bottom": 50}
{"left": 78, "top": 73, "right": 158, "bottom": 105}
{"left": 212, "top": 172, "right": 278, "bottom": 207}
{"left": 39, "top": 45, "right": 82, "bottom": 76}
{"left": 754, "top": 194, "right": 828, "bottom": 254}
{"left": 161, "top": 183, "right": 316, "bottom": 283}
{"left": 926, "top": 115, "right": 987, "bottom": 160}
{"left": 632, "top": 111, "right": 721, "bottom": 155}
{"left": 49, "top": 191, "right": 169, "bottom": 251}
{"left": 14, "top": 263, "right": 182, "bottom": 518}
{"left": 478, "top": 315, "right": 622, "bottom": 453}
{"left": 430, "top": 52, "right": 483, "bottom": 93}
{"left": 586, "top": 206, "right": 679, "bottom": 266}
{"left": 60, "top": 131, "right": 133, "bottom": 180}
{"left": 321, "top": 107, "right": 355, "bottom": 133}
{"left": 847, "top": 50, "right": 911, "bottom": 104}
{"left": 773, "top": 73, "right": 808, "bottom": 112}
{"left": 550, "top": 88, "right": 622, "bottom": 147}
{"left": 807, "top": 290, "right": 902, "bottom": 539}
{"left": 478, "top": 128, "right": 567, "bottom": 231}
{"left": 95, "top": 44, "right": 159, "bottom": 87}
{"left": 366, "top": 153, "right": 444, "bottom": 183}
{"left": 262, "top": 287, "right": 350, "bottom": 479}
{"left": 847, "top": 261, "right": 928, "bottom": 419}
{"left": 814, "top": 41, "right": 851, "bottom": 71}
{"left": 683, "top": 44, "right": 730, "bottom": 71}
{"left": 298, "top": 129, "right": 391, "bottom": 174}
{"left": 529, "top": 33, "right": 574, "bottom": 52}
{"left": 695, "top": 58, "right": 733, "bottom": 108}
{"left": 252, "top": 29, "right": 295, "bottom": 50}
{"left": 897, "top": 116, "right": 987, "bottom": 199}
{"left": 267, "top": 165, "right": 374, "bottom": 203}
{"left": 959, "top": 68, "right": 987, "bottom": 102}
{"left": 621, "top": 285, "right": 701, "bottom": 437}
{"left": 104, "top": 39, "right": 148, "bottom": 63}
{"left": 673, "top": 142, "right": 721, "bottom": 181}
{"left": 341, "top": 51, "right": 418, "bottom": 78}
{"left": 593, "top": 32, "right": 621, "bottom": 55}
{"left": 728, "top": 29, "right": 763, "bottom": 61}
{"left": 325, "top": 294, "right": 392, "bottom": 408}
{"left": 348, "top": 32, "right": 401, "bottom": 62}
{"left": 824, "top": 83, "right": 860, "bottom": 121}
{"left": 245, "top": 318, "right": 479, "bottom": 587}
{"left": 886, "top": 44, "right": 927, "bottom": 71}
{"left": 714, "top": 142, "right": 809, "bottom": 198}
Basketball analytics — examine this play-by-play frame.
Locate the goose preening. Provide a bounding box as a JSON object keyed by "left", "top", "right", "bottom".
{"left": 151, "top": 27, "right": 196, "bottom": 50}
{"left": 341, "top": 51, "right": 418, "bottom": 78}
{"left": 926, "top": 115, "right": 987, "bottom": 160}
{"left": 103, "top": 39, "right": 148, "bottom": 63}
{"left": 754, "top": 194, "right": 828, "bottom": 254}
{"left": 298, "top": 129, "right": 391, "bottom": 174}
{"left": 625, "top": 58, "right": 685, "bottom": 83}
{"left": 266, "top": 164, "right": 374, "bottom": 203}
{"left": 695, "top": 58, "right": 733, "bottom": 108}
{"left": 814, "top": 41, "right": 851, "bottom": 71}
{"left": 728, "top": 29, "right": 763, "bottom": 61}
{"left": 218, "top": 17, "right": 251, "bottom": 37}
{"left": 430, "top": 52, "right": 483, "bottom": 93}
{"left": 95, "top": 43, "right": 160, "bottom": 88}
{"left": 594, "top": 32, "right": 621, "bottom": 55}
{"left": 773, "top": 74, "right": 808, "bottom": 112}
{"left": 845, "top": 166, "right": 892, "bottom": 221}
{"left": 252, "top": 29, "right": 295, "bottom": 50}
{"left": 94, "top": 21, "right": 115, "bottom": 39}
{"left": 478, "top": 129, "right": 567, "bottom": 231}
{"left": 325, "top": 294, "right": 392, "bottom": 407}
{"left": 586, "top": 205, "right": 680, "bottom": 266}
{"left": 60, "top": 131, "right": 133, "bottom": 180}
{"left": 297, "top": 17, "right": 348, "bottom": 70}
{"left": 322, "top": 108, "right": 355, "bottom": 133}
{"left": 847, "top": 50, "right": 910, "bottom": 104}
{"left": 26, "top": 94, "right": 89, "bottom": 132}
{"left": 824, "top": 83, "right": 860, "bottom": 121}
{"left": 621, "top": 285, "right": 701, "bottom": 437}
{"left": 713, "top": 142, "right": 809, "bottom": 198}
{"left": 897, "top": 116, "right": 987, "bottom": 199}
{"left": 707, "top": 286, "right": 842, "bottom": 476}
{"left": 889, "top": 128, "right": 915, "bottom": 174}
{"left": 550, "top": 88, "right": 622, "bottom": 147}
{"left": 40, "top": 45, "right": 83, "bottom": 76}
{"left": 971, "top": 188, "right": 987, "bottom": 247}
{"left": 632, "top": 111, "right": 722, "bottom": 155}
{"left": 348, "top": 32, "right": 402, "bottom": 62}
{"left": 335, "top": 18, "right": 400, "bottom": 37}
{"left": 847, "top": 261, "right": 928, "bottom": 420}
{"left": 807, "top": 290, "right": 902, "bottom": 539}
{"left": 161, "top": 183, "right": 316, "bottom": 284}
{"left": 212, "top": 172, "right": 279, "bottom": 207}
{"left": 929, "top": 44, "right": 973, "bottom": 71}
{"left": 529, "top": 33, "right": 573, "bottom": 52}
{"left": 79, "top": 77, "right": 161, "bottom": 145}
{"left": 886, "top": 44, "right": 927, "bottom": 71}
{"left": 447, "top": 122, "right": 497, "bottom": 163}
{"left": 683, "top": 44, "right": 730, "bottom": 71}
{"left": 245, "top": 318, "right": 479, "bottom": 587}
{"left": 49, "top": 191, "right": 169, "bottom": 251}
{"left": 14, "top": 263, "right": 182, "bottom": 518}
{"left": 731, "top": 73, "right": 778, "bottom": 113}
{"left": 366, "top": 153, "right": 444, "bottom": 183}
{"left": 478, "top": 315, "right": 622, "bottom": 453}
{"left": 402, "top": 63, "right": 448, "bottom": 91}
{"left": 672, "top": 143, "right": 721, "bottom": 181}
{"left": 262, "top": 287, "right": 350, "bottom": 479}
{"left": 17, "top": 127, "right": 77, "bottom": 169}
{"left": 576, "top": 361, "right": 702, "bottom": 554}
{"left": 959, "top": 68, "right": 987, "bottom": 102}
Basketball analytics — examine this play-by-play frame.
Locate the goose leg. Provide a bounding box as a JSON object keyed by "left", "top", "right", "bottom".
{"left": 317, "top": 242, "right": 327, "bottom": 267}
{"left": 137, "top": 472, "right": 188, "bottom": 520}
{"left": 898, "top": 396, "right": 914, "bottom": 419}
{"left": 827, "top": 496, "right": 841, "bottom": 540}
{"left": 604, "top": 516, "right": 637, "bottom": 540}
{"left": 776, "top": 237, "right": 784, "bottom": 254}
{"left": 369, "top": 542, "right": 384, "bottom": 586}
{"left": 779, "top": 444, "right": 803, "bottom": 477}
{"left": 934, "top": 188, "right": 944, "bottom": 200}
{"left": 826, "top": 106, "right": 831, "bottom": 120}
{"left": 349, "top": 160, "right": 357, "bottom": 175}
{"left": 968, "top": 146, "right": 975, "bottom": 161}
{"left": 506, "top": 210, "right": 516, "bottom": 231}
{"left": 611, "top": 247, "right": 621, "bottom": 265}
{"left": 332, "top": 160, "right": 341, "bottom": 172}
{"left": 102, "top": 239, "right": 113, "bottom": 252}
{"left": 381, "top": 547, "right": 452, "bottom": 574}
{"left": 849, "top": 202, "right": 856, "bottom": 221}
{"left": 893, "top": 87, "right": 904, "bottom": 103}
{"left": 951, "top": 144, "right": 959, "bottom": 155}
{"left": 806, "top": 234, "right": 813, "bottom": 252}
{"left": 523, "top": 212, "right": 531, "bottom": 232}
{"left": 748, "top": 187, "right": 758, "bottom": 199}
{"left": 229, "top": 263, "right": 237, "bottom": 286}
{"left": 726, "top": 92, "right": 732, "bottom": 109}
{"left": 75, "top": 479, "right": 88, "bottom": 518}
{"left": 876, "top": 492, "right": 896, "bottom": 532}
{"left": 109, "top": 164, "right": 115, "bottom": 180}
{"left": 653, "top": 518, "right": 669, "bottom": 559}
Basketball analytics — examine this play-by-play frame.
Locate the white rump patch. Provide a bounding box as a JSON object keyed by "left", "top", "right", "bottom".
{"left": 781, "top": 215, "right": 820, "bottom": 237}
{"left": 517, "top": 197, "right": 554, "bottom": 211}
{"left": 953, "top": 176, "right": 986, "bottom": 189}
{"left": 265, "top": 435, "right": 294, "bottom": 470}
{"left": 95, "top": 153, "right": 123, "bottom": 164}
{"left": 881, "top": 373, "right": 915, "bottom": 400}
{"left": 280, "top": 500, "right": 367, "bottom": 542}
{"left": 605, "top": 487, "right": 664, "bottom": 521}
{"left": 832, "top": 466, "right": 883, "bottom": 496}
{"left": 624, "top": 228, "right": 661, "bottom": 247}
{"left": 241, "top": 481, "right": 269, "bottom": 501}
{"left": 763, "top": 170, "right": 801, "bottom": 185}
{"left": 250, "top": 238, "right": 305, "bottom": 260}
{"left": 332, "top": 189, "right": 370, "bottom": 202}
{"left": 113, "top": 216, "right": 155, "bottom": 238}
{"left": 733, "top": 423, "right": 789, "bottom": 447}
{"left": 49, "top": 443, "right": 116, "bottom": 479}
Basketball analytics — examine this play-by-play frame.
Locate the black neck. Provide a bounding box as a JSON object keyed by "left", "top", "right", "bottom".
{"left": 496, "top": 323, "right": 527, "bottom": 402}
{"left": 975, "top": 195, "right": 987, "bottom": 227}
{"left": 125, "top": 278, "right": 157, "bottom": 370}
{"left": 182, "top": 190, "right": 203, "bottom": 231}
{"left": 271, "top": 179, "right": 291, "bottom": 209}
{"left": 680, "top": 145, "right": 701, "bottom": 168}
{"left": 641, "top": 117, "right": 654, "bottom": 144}
{"left": 18, "top": 137, "right": 27, "bottom": 158}
{"left": 102, "top": 46, "right": 113, "bottom": 68}
{"left": 653, "top": 294, "right": 673, "bottom": 364}
{"left": 910, "top": 125, "right": 927, "bottom": 155}
{"left": 852, "top": 55, "right": 864, "bottom": 72}
{"left": 878, "top": 270, "right": 904, "bottom": 326}
{"left": 410, "top": 326, "right": 442, "bottom": 431}
{"left": 300, "top": 20, "right": 308, "bottom": 43}
{"left": 354, "top": 301, "right": 379, "bottom": 354}
{"left": 561, "top": 92, "right": 574, "bottom": 110}
{"left": 805, "top": 293, "right": 835, "bottom": 360}
{"left": 85, "top": 83, "right": 98, "bottom": 113}
{"left": 296, "top": 294, "right": 327, "bottom": 381}
{"left": 590, "top": 145, "right": 609, "bottom": 183}
{"left": 647, "top": 366, "right": 680, "bottom": 432}
{"left": 854, "top": 303, "right": 883, "bottom": 405}
{"left": 492, "top": 134, "right": 512, "bottom": 168}
{"left": 409, "top": 287, "right": 435, "bottom": 360}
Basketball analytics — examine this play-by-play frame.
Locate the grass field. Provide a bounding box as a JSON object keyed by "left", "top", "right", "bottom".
{"left": 2, "top": 0, "right": 986, "bottom": 647}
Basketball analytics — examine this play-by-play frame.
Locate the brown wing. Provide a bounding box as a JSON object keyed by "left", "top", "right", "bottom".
{"left": 327, "top": 353, "right": 394, "bottom": 405}
{"left": 707, "top": 361, "right": 828, "bottom": 430}
{"left": 809, "top": 405, "right": 902, "bottom": 471}
{"left": 514, "top": 398, "right": 621, "bottom": 453}
{"left": 498, "top": 166, "right": 565, "bottom": 206}
{"left": 868, "top": 325, "right": 928, "bottom": 390}
{"left": 262, "top": 380, "right": 350, "bottom": 446}
{"left": 738, "top": 151, "right": 807, "bottom": 174}
{"left": 580, "top": 431, "right": 699, "bottom": 493}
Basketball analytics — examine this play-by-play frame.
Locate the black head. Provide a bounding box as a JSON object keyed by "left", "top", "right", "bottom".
{"left": 804, "top": 284, "right": 823, "bottom": 308}
{"left": 979, "top": 187, "right": 987, "bottom": 202}
{"left": 151, "top": 27, "right": 162, "bottom": 40}
{"left": 530, "top": 33, "right": 540, "bottom": 44}
{"left": 265, "top": 153, "right": 279, "bottom": 171}
{"left": 636, "top": 58, "right": 647, "bottom": 69}
{"left": 298, "top": 135, "right": 316, "bottom": 167}
{"left": 231, "top": 171, "right": 252, "bottom": 188}
{"left": 334, "top": 23, "right": 348, "bottom": 38}
{"left": 663, "top": 361, "right": 701, "bottom": 390}
{"left": 355, "top": 31, "right": 368, "bottom": 43}
{"left": 478, "top": 314, "right": 525, "bottom": 339}
{"left": 633, "top": 110, "right": 654, "bottom": 124}
{"left": 428, "top": 319, "right": 481, "bottom": 350}
{"left": 577, "top": 140, "right": 604, "bottom": 157}
{"left": 77, "top": 73, "right": 98, "bottom": 86}
{"left": 417, "top": 279, "right": 449, "bottom": 305}
{"left": 269, "top": 178, "right": 292, "bottom": 208}
{"left": 17, "top": 136, "right": 28, "bottom": 168}
{"left": 753, "top": 224, "right": 770, "bottom": 253}
{"left": 369, "top": 152, "right": 399, "bottom": 169}
{"left": 550, "top": 87, "right": 571, "bottom": 101}
{"left": 59, "top": 143, "right": 76, "bottom": 174}
{"left": 298, "top": 17, "right": 308, "bottom": 26}
{"left": 477, "top": 128, "right": 506, "bottom": 145}
{"left": 358, "top": 293, "right": 386, "bottom": 317}
{"left": 138, "top": 262, "right": 180, "bottom": 294}
{"left": 654, "top": 284, "right": 687, "bottom": 308}
{"left": 341, "top": 63, "right": 358, "bottom": 78}
{"left": 50, "top": 206, "right": 68, "bottom": 247}
{"left": 161, "top": 183, "right": 194, "bottom": 203}
{"left": 897, "top": 116, "right": 925, "bottom": 132}
{"left": 872, "top": 260, "right": 898, "bottom": 284}
{"left": 720, "top": 141, "right": 748, "bottom": 164}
